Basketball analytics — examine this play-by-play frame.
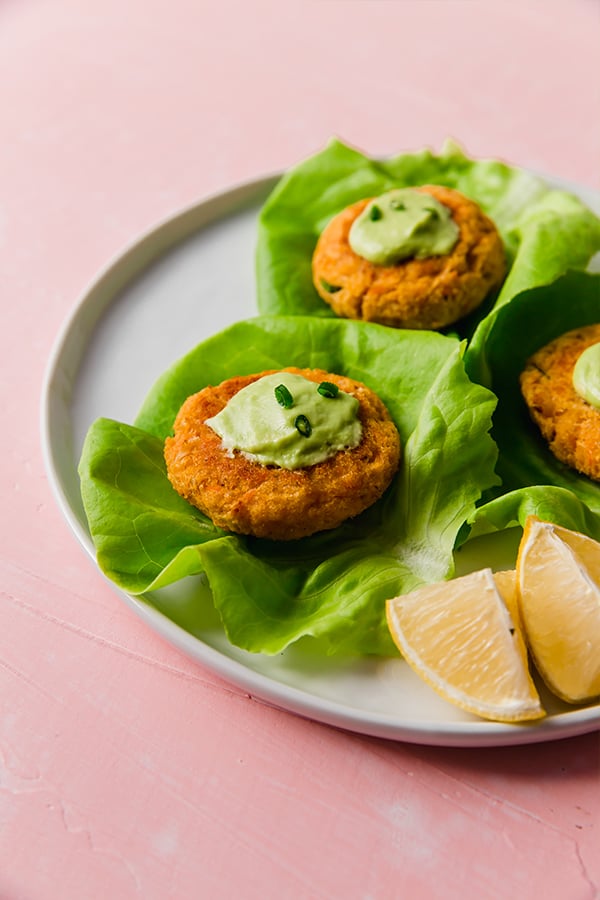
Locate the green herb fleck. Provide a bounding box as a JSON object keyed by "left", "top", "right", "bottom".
{"left": 317, "top": 381, "right": 339, "bottom": 399}
{"left": 274, "top": 384, "right": 294, "bottom": 408}
{"left": 294, "top": 414, "right": 312, "bottom": 437}
{"left": 369, "top": 204, "right": 383, "bottom": 221}
{"left": 320, "top": 278, "right": 342, "bottom": 294}
{"left": 424, "top": 206, "right": 439, "bottom": 219}
{"left": 390, "top": 199, "right": 406, "bottom": 211}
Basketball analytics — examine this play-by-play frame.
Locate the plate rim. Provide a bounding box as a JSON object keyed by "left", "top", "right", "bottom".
{"left": 40, "top": 169, "right": 600, "bottom": 748}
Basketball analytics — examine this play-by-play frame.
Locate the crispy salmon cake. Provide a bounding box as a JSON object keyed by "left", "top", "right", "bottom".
{"left": 520, "top": 324, "right": 600, "bottom": 482}
{"left": 164, "top": 367, "right": 401, "bottom": 540}
{"left": 312, "top": 185, "right": 506, "bottom": 330}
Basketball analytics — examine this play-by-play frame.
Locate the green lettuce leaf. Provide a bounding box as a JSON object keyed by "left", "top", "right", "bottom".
{"left": 79, "top": 316, "right": 499, "bottom": 656}
{"left": 255, "top": 138, "right": 600, "bottom": 351}
{"left": 469, "top": 487, "right": 600, "bottom": 543}
{"left": 78, "top": 419, "right": 224, "bottom": 593}
{"left": 466, "top": 269, "right": 600, "bottom": 539}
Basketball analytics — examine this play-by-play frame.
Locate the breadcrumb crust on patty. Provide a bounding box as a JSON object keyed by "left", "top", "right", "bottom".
{"left": 164, "top": 367, "right": 401, "bottom": 540}
{"left": 520, "top": 324, "right": 600, "bottom": 482}
{"left": 312, "top": 184, "right": 506, "bottom": 330}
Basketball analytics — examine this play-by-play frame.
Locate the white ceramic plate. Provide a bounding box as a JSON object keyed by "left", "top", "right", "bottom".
{"left": 41, "top": 171, "right": 600, "bottom": 748}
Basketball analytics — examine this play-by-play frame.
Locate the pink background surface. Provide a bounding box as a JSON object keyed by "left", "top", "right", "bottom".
{"left": 1, "top": 1, "right": 599, "bottom": 897}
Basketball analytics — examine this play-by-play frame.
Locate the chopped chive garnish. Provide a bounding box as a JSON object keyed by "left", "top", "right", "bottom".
{"left": 424, "top": 206, "right": 439, "bottom": 219}
{"left": 320, "top": 278, "right": 342, "bottom": 294}
{"left": 274, "top": 384, "right": 294, "bottom": 408}
{"left": 369, "top": 204, "right": 383, "bottom": 221}
{"left": 390, "top": 199, "right": 406, "bottom": 211}
{"left": 294, "top": 414, "right": 312, "bottom": 437}
{"left": 317, "top": 381, "right": 339, "bottom": 399}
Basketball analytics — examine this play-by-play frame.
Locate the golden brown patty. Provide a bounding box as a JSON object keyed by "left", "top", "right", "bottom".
{"left": 312, "top": 185, "right": 506, "bottom": 330}
{"left": 520, "top": 324, "right": 600, "bottom": 482}
{"left": 164, "top": 367, "right": 401, "bottom": 540}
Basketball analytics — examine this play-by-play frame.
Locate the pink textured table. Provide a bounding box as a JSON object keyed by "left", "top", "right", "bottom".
{"left": 2, "top": 1, "right": 599, "bottom": 897}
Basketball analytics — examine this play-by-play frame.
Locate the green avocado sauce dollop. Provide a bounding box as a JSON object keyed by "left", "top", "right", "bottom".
{"left": 572, "top": 342, "right": 600, "bottom": 410}
{"left": 205, "top": 372, "right": 363, "bottom": 470}
{"left": 348, "top": 188, "right": 459, "bottom": 266}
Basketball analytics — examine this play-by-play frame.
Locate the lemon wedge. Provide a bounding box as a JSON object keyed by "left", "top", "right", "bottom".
{"left": 386, "top": 568, "right": 544, "bottom": 723}
{"left": 516, "top": 516, "right": 600, "bottom": 703}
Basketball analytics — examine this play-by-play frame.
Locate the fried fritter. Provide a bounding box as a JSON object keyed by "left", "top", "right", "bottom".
{"left": 164, "top": 368, "right": 401, "bottom": 540}
{"left": 520, "top": 324, "right": 600, "bottom": 482}
{"left": 312, "top": 185, "right": 506, "bottom": 330}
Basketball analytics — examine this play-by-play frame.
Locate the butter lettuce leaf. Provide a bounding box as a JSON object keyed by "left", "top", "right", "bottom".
{"left": 78, "top": 419, "right": 224, "bottom": 593}
{"left": 256, "top": 138, "right": 600, "bottom": 354}
{"left": 469, "top": 487, "right": 600, "bottom": 544}
{"left": 466, "top": 270, "right": 600, "bottom": 540}
{"left": 79, "top": 316, "right": 499, "bottom": 656}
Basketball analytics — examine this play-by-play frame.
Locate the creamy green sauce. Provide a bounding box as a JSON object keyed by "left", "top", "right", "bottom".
{"left": 348, "top": 188, "right": 459, "bottom": 265}
{"left": 205, "top": 372, "right": 362, "bottom": 470}
{"left": 572, "top": 342, "right": 600, "bottom": 409}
